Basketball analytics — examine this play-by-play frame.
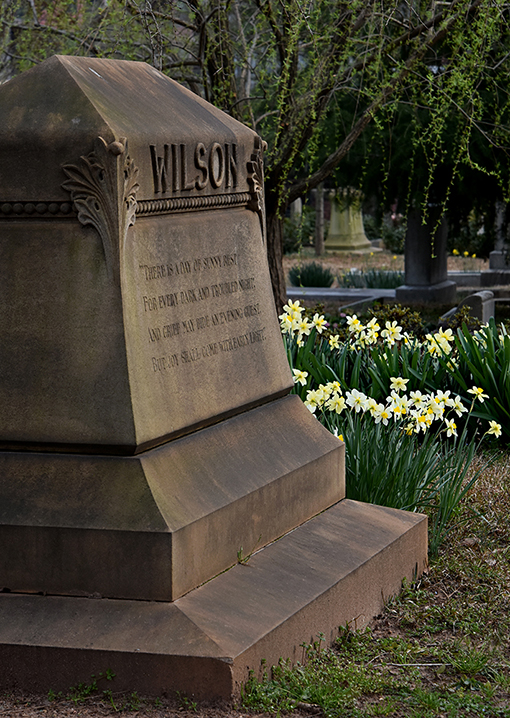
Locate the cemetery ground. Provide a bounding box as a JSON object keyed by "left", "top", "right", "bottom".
{"left": 1, "top": 451, "right": 509, "bottom": 717}
{"left": 282, "top": 248, "right": 488, "bottom": 282}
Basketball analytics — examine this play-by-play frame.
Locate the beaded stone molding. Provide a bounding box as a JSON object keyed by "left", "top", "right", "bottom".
{"left": 0, "top": 193, "right": 252, "bottom": 218}
{"left": 0, "top": 201, "right": 75, "bottom": 217}
{"left": 136, "top": 192, "right": 252, "bottom": 215}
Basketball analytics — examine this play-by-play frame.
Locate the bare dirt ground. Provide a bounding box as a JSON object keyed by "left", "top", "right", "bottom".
{"left": 282, "top": 247, "right": 488, "bottom": 282}
{"left": 0, "top": 695, "right": 247, "bottom": 718}
{"left": 0, "top": 694, "right": 304, "bottom": 718}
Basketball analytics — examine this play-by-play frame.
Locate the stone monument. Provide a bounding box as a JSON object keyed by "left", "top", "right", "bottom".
{"left": 481, "top": 199, "right": 510, "bottom": 286}
{"left": 324, "top": 189, "right": 374, "bottom": 253}
{"left": 396, "top": 208, "right": 456, "bottom": 303}
{"left": 0, "top": 56, "right": 427, "bottom": 698}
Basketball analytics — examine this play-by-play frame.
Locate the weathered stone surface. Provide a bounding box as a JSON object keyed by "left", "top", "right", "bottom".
{"left": 0, "top": 53, "right": 347, "bottom": 600}
{"left": 396, "top": 208, "right": 456, "bottom": 303}
{"left": 489, "top": 250, "right": 510, "bottom": 269}
{"left": 325, "top": 190, "right": 373, "bottom": 253}
{"left": 0, "top": 500, "right": 427, "bottom": 699}
{"left": 0, "top": 56, "right": 427, "bottom": 700}
{"left": 0, "top": 395, "right": 344, "bottom": 600}
{"left": 459, "top": 290, "right": 495, "bottom": 323}
{"left": 0, "top": 55, "right": 289, "bottom": 453}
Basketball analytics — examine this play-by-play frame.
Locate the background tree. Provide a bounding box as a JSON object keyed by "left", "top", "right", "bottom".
{"left": 2, "top": 0, "right": 510, "bottom": 309}
{"left": 319, "top": 7, "right": 510, "bottom": 257}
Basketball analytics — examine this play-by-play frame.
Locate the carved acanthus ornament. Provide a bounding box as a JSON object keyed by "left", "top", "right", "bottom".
{"left": 247, "top": 135, "right": 267, "bottom": 244}
{"left": 62, "top": 136, "right": 139, "bottom": 285}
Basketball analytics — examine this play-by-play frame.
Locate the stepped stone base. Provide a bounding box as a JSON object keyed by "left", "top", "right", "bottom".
{"left": 481, "top": 269, "right": 510, "bottom": 286}
{"left": 396, "top": 280, "right": 457, "bottom": 304}
{"left": 0, "top": 396, "right": 343, "bottom": 602}
{"left": 0, "top": 500, "right": 427, "bottom": 699}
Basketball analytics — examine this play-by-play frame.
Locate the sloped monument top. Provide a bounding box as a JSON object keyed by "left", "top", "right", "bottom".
{"left": 0, "top": 55, "right": 292, "bottom": 454}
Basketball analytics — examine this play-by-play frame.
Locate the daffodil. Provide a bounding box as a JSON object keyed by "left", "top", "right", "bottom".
{"left": 366, "top": 397, "right": 378, "bottom": 413}
{"left": 411, "top": 411, "right": 431, "bottom": 432}
{"left": 425, "top": 334, "right": 442, "bottom": 356}
{"left": 346, "top": 314, "right": 362, "bottom": 333}
{"left": 372, "top": 403, "right": 391, "bottom": 425}
{"left": 326, "top": 395, "right": 346, "bottom": 414}
{"left": 437, "top": 328, "right": 454, "bottom": 343}
{"left": 381, "top": 321, "right": 403, "bottom": 346}
{"left": 467, "top": 386, "right": 489, "bottom": 403}
{"left": 318, "top": 383, "right": 333, "bottom": 399}
{"left": 346, "top": 388, "right": 369, "bottom": 413}
{"left": 445, "top": 418, "right": 457, "bottom": 437}
{"left": 410, "top": 390, "right": 426, "bottom": 409}
{"left": 452, "top": 395, "right": 468, "bottom": 416}
{"left": 314, "top": 386, "right": 328, "bottom": 404}
{"left": 280, "top": 313, "right": 296, "bottom": 333}
{"left": 328, "top": 334, "right": 340, "bottom": 349}
{"left": 427, "top": 397, "right": 445, "bottom": 418}
{"left": 305, "top": 388, "right": 324, "bottom": 412}
{"left": 292, "top": 368, "right": 308, "bottom": 386}
{"left": 433, "top": 390, "right": 453, "bottom": 408}
{"left": 312, "top": 313, "right": 327, "bottom": 333}
{"left": 426, "top": 330, "right": 453, "bottom": 356}
{"left": 487, "top": 421, "right": 502, "bottom": 438}
{"left": 282, "top": 299, "right": 303, "bottom": 316}
{"left": 326, "top": 381, "right": 342, "bottom": 393}
{"left": 362, "top": 329, "right": 376, "bottom": 345}
{"left": 390, "top": 376, "right": 409, "bottom": 392}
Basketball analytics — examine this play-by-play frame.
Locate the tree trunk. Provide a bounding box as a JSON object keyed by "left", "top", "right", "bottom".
{"left": 266, "top": 206, "right": 287, "bottom": 315}
{"left": 314, "top": 183, "right": 325, "bottom": 256}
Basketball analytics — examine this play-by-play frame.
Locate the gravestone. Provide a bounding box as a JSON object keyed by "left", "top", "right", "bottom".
{"left": 324, "top": 189, "right": 374, "bottom": 253}
{"left": 482, "top": 199, "right": 510, "bottom": 286}
{"left": 440, "top": 290, "right": 495, "bottom": 325}
{"left": 481, "top": 251, "right": 510, "bottom": 286}
{"left": 459, "top": 290, "right": 495, "bottom": 323}
{"left": 0, "top": 56, "right": 427, "bottom": 698}
{"left": 396, "top": 208, "right": 456, "bottom": 303}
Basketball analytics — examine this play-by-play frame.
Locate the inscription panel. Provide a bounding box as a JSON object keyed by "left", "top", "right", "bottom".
{"left": 123, "top": 208, "right": 292, "bottom": 446}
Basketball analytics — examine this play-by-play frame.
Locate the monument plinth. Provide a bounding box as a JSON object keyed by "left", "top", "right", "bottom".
{"left": 396, "top": 208, "right": 456, "bottom": 303}
{"left": 0, "top": 56, "right": 427, "bottom": 698}
{"left": 324, "top": 190, "right": 374, "bottom": 253}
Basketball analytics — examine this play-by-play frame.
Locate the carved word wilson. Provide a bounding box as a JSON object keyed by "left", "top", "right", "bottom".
{"left": 150, "top": 143, "right": 238, "bottom": 194}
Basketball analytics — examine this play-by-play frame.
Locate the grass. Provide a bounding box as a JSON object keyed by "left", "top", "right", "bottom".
{"left": 338, "top": 268, "right": 405, "bottom": 289}
{"left": 282, "top": 248, "right": 488, "bottom": 279}
{"left": 241, "top": 450, "right": 510, "bottom": 717}
{"left": 288, "top": 261, "right": 336, "bottom": 287}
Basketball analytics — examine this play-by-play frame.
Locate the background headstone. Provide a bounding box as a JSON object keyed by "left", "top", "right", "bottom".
{"left": 324, "top": 189, "right": 373, "bottom": 253}
{"left": 396, "top": 207, "right": 456, "bottom": 303}
{"left": 459, "top": 290, "right": 495, "bottom": 323}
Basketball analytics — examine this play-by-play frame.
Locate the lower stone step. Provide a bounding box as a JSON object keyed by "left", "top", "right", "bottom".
{"left": 0, "top": 499, "right": 427, "bottom": 699}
